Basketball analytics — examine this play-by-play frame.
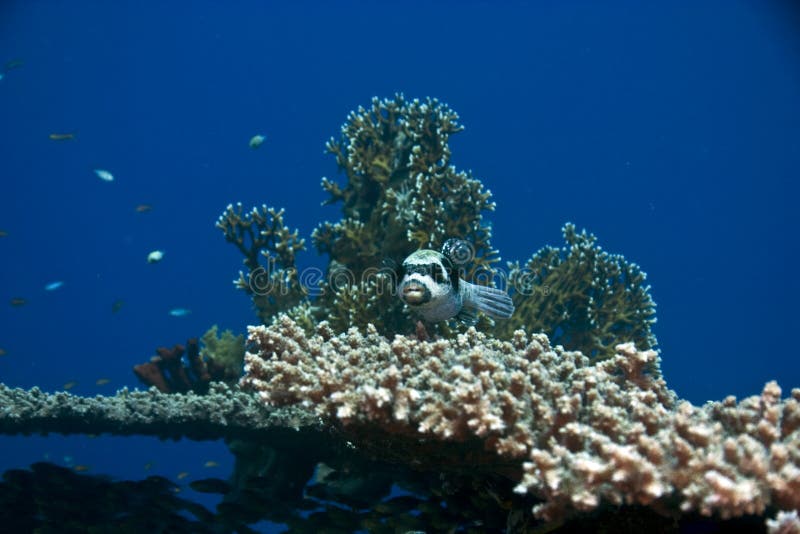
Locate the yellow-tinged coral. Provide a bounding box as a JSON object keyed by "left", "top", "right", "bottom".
{"left": 216, "top": 203, "right": 308, "bottom": 324}
{"left": 242, "top": 315, "right": 800, "bottom": 525}
{"left": 219, "top": 97, "right": 656, "bottom": 350}
{"left": 312, "top": 94, "right": 499, "bottom": 335}
{"left": 499, "top": 222, "right": 657, "bottom": 361}
{"left": 199, "top": 324, "right": 246, "bottom": 382}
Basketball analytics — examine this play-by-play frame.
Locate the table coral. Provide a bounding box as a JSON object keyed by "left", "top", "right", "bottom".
{"left": 3, "top": 322, "right": 799, "bottom": 530}
{"left": 241, "top": 315, "right": 800, "bottom": 526}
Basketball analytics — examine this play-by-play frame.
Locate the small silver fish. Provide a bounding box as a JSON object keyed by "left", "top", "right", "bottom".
{"left": 94, "top": 169, "right": 114, "bottom": 182}
{"left": 169, "top": 308, "right": 191, "bottom": 317}
{"left": 397, "top": 239, "right": 514, "bottom": 325}
{"left": 44, "top": 281, "right": 64, "bottom": 291}
{"left": 147, "top": 250, "right": 164, "bottom": 263}
{"left": 249, "top": 134, "right": 266, "bottom": 148}
{"left": 49, "top": 132, "right": 76, "bottom": 141}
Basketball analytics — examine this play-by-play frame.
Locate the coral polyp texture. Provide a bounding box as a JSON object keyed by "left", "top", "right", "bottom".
{"left": 501, "top": 222, "right": 658, "bottom": 361}
{"left": 317, "top": 94, "right": 496, "bottom": 272}
{"left": 242, "top": 315, "right": 800, "bottom": 525}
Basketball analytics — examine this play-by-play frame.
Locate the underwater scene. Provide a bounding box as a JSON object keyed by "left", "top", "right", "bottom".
{"left": 1, "top": 1, "right": 799, "bottom": 532}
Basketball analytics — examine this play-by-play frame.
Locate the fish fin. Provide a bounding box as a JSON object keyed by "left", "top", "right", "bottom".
{"left": 455, "top": 307, "right": 479, "bottom": 326}
{"left": 461, "top": 281, "right": 515, "bottom": 319}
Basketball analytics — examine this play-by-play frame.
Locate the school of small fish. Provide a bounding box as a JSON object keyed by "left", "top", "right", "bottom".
{"left": 0, "top": 60, "right": 273, "bottom": 464}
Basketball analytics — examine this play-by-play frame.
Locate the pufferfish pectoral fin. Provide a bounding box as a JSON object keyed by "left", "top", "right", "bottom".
{"left": 462, "top": 281, "right": 515, "bottom": 320}
{"left": 455, "top": 307, "right": 479, "bottom": 326}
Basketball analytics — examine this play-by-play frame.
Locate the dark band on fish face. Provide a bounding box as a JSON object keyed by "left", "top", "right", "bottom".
{"left": 440, "top": 255, "right": 459, "bottom": 291}
{"left": 404, "top": 261, "right": 451, "bottom": 286}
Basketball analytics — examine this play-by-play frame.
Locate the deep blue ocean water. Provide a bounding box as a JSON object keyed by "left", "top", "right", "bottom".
{"left": 1, "top": 0, "right": 798, "bottom": 528}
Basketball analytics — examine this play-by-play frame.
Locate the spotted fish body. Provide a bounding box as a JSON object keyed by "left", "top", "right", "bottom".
{"left": 397, "top": 240, "right": 514, "bottom": 324}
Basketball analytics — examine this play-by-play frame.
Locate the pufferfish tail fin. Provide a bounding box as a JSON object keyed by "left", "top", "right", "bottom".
{"left": 460, "top": 281, "right": 515, "bottom": 320}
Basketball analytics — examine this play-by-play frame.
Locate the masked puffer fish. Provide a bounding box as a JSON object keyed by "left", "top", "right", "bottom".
{"left": 397, "top": 239, "right": 514, "bottom": 325}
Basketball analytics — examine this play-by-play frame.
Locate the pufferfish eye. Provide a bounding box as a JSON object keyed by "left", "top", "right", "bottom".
{"left": 407, "top": 263, "right": 448, "bottom": 284}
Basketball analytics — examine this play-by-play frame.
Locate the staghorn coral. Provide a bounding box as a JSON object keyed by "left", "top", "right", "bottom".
{"left": 312, "top": 94, "right": 499, "bottom": 334}
{"left": 241, "top": 315, "right": 800, "bottom": 526}
{"left": 216, "top": 202, "right": 307, "bottom": 324}
{"left": 498, "top": 222, "right": 658, "bottom": 361}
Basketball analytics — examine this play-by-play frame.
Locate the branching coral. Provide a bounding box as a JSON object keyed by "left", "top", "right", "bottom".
{"left": 218, "top": 96, "right": 498, "bottom": 335}
{"left": 133, "top": 338, "right": 212, "bottom": 393}
{"left": 219, "top": 96, "right": 657, "bottom": 348}
{"left": 4, "top": 318, "right": 800, "bottom": 531}
{"left": 218, "top": 96, "right": 654, "bottom": 348}
{"left": 498, "top": 223, "right": 658, "bottom": 361}
{"left": 199, "top": 325, "right": 246, "bottom": 383}
{"left": 312, "top": 94, "right": 498, "bottom": 335}
{"left": 241, "top": 316, "right": 800, "bottom": 526}
{"left": 216, "top": 202, "right": 307, "bottom": 324}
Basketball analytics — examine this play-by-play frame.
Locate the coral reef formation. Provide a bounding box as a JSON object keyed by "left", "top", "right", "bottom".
{"left": 3, "top": 96, "right": 786, "bottom": 531}
{"left": 133, "top": 336, "right": 239, "bottom": 393}
{"left": 218, "top": 95, "right": 658, "bottom": 357}
{"left": 3, "top": 320, "right": 799, "bottom": 531}
{"left": 315, "top": 95, "right": 498, "bottom": 334}
{"left": 242, "top": 315, "right": 800, "bottom": 526}
{"left": 133, "top": 338, "right": 208, "bottom": 393}
{"left": 216, "top": 203, "right": 307, "bottom": 325}
{"left": 199, "top": 324, "right": 246, "bottom": 383}
{"left": 500, "top": 223, "right": 658, "bottom": 360}
{"left": 315, "top": 94, "right": 496, "bottom": 275}
{"left": 220, "top": 94, "right": 499, "bottom": 335}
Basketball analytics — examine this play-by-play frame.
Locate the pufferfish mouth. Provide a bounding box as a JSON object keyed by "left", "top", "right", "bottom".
{"left": 400, "top": 282, "right": 431, "bottom": 305}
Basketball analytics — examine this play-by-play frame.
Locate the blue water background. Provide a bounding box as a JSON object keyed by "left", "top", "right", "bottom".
{"left": 0, "top": 0, "right": 798, "bottom": 519}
